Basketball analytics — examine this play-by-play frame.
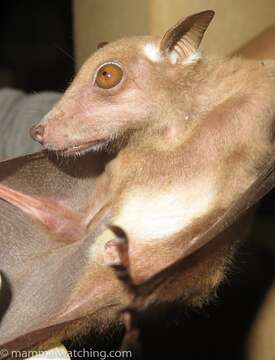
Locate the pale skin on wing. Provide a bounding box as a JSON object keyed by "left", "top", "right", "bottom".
{"left": 0, "top": 10, "right": 274, "bottom": 353}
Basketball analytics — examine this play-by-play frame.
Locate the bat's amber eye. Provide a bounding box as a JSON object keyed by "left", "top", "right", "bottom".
{"left": 95, "top": 63, "right": 123, "bottom": 89}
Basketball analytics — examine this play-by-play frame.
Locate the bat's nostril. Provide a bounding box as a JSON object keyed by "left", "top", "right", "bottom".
{"left": 30, "top": 124, "right": 45, "bottom": 144}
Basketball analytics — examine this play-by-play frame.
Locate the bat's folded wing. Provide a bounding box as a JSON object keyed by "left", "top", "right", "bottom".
{"left": 0, "top": 151, "right": 116, "bottom": 351}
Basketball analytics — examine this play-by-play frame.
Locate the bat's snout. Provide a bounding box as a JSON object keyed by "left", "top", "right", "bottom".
{"left": 30, "top": 123, "right": 45, "bottom": 144}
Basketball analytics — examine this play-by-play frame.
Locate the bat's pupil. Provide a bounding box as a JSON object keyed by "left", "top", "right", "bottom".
{"left": 103, "top": 71, "right": 111, "bottom": 78}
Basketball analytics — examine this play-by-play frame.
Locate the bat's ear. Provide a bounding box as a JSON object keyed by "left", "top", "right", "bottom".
{"left": 160, "top": 10, "right": 214, "bottom": 63}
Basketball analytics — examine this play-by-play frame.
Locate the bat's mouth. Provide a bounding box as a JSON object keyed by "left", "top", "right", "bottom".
{"left": 56, "top": 139, "right": 109, "bottom": 156}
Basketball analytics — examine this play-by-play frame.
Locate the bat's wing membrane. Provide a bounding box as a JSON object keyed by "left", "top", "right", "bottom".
{"left": 0, "top": 151, "right": 113, "bottom": 349}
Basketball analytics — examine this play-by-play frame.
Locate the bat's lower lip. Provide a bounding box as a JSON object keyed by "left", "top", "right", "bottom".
{"left": 60, "top": 139, "right": 108, "bottom": 155}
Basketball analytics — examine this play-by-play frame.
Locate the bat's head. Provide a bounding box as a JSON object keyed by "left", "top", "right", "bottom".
{"left": 30, "top": 10, "right": 214, "bottom": 155}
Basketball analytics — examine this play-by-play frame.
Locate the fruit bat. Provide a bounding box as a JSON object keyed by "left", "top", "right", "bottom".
{"left": 0, "top": 10, "right": 275, "bottom": 356}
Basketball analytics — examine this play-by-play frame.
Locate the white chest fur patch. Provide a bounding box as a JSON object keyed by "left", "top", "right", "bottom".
{"left": 113, "top": 180, "right": 216, "bottom": 242}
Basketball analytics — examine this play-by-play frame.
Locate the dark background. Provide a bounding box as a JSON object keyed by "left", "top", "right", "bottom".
{"left": 0, "top": 0, "right": 74, "bottom": 92}
{"left": 0, "top": 2, "right": 274, "bottom": 359}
